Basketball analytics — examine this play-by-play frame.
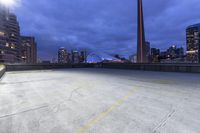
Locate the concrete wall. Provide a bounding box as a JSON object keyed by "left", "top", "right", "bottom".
{"left": 0, "top": 65, "right": 6, "bottom": 79}
{"left": 4, "top": 63, "right": 200, "bottom": 73}
{"left": 5, "top": 63, "right": 95, "bottom": 71}
{"left": 101, "top": 63, "right": 200, "bottom": 73}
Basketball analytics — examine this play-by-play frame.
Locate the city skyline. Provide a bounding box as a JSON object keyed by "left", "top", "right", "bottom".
{"left": 9, "top": 0, "right": 199, "bottom": 60}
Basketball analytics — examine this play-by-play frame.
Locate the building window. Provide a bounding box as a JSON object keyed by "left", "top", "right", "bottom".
{"left": 11, "top": 44, "right": 16, "bottom": 49}
{"left": 6, "top": 43, "right": 9, "bottom": 47}
{"left": 0, "top": 32, "right": 5, "bottom": 36}
{"left": 195, "top": 40, "right": 199, "bottom": 43}
{"left": 1, "top": 51, "right": 5, "bottom": 54}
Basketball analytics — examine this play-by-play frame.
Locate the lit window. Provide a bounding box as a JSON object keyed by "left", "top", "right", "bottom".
{"left": 11, "top": 44, "right": 16, "bottom": 49}
{"left": 0, "top": 32, "right": 5, "bottom": 36}
{"left": 6, "top": 43, "right": 9, "bottom": 47}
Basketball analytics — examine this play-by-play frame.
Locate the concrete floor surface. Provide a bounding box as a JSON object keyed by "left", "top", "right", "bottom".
{"left": 0, "top": 68, "right": 200, "bottom": 133}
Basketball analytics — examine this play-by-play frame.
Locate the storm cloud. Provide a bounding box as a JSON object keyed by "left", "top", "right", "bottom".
{"left": 12, "top": 0, "right": 200, "bottom": 60}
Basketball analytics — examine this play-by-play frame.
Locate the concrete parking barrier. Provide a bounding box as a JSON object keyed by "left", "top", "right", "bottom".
{"left": 0, "top": 64, "right": 6, "bottom": 79}
{"left": 101, "top": 63, "right": 200, "bottom": 73}
{"left": 5, "top": 63, "right": 95, "bottom": 71}
{"left": 3, "top": 63, "right": 200, "bottom": 73}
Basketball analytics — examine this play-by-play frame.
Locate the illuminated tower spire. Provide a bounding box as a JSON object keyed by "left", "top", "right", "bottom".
{"left": 137, "top": 0, "right": 146, "bottom": 63}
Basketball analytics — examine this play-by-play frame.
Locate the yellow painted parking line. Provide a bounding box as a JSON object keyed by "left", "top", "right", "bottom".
{"left": 75, "top": 89, "right": 136, "bottom": 133}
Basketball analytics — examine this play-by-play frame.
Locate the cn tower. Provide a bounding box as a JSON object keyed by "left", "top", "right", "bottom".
{"left": 137, "top": 0, "right": 146, "bottom": 63}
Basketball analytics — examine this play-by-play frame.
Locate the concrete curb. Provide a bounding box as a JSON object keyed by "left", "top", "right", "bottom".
{"left": 0, "top": 65, "right": 6, "bottom": 79}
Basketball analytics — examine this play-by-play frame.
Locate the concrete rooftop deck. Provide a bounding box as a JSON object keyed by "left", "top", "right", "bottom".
{"left": 0, "top": 68, "right": 200, "bottom": 133}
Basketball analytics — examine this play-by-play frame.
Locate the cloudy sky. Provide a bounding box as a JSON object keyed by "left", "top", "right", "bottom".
{"left": 11, "top": 0, "right": 200, "bottom": 60}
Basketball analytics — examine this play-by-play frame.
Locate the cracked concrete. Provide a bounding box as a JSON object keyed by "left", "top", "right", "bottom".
{"left": 152, "top": 109, "right": 176, "bottom": 133}
{"left": 0, "top": 68, "right": 200, "bottom": 133}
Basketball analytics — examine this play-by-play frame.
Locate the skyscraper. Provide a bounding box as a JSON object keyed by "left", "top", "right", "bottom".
{"left": 71, "top": 50, "right": 80, "bottom": 64}
{"left": 137, "top": 0, "right": 146, "bottom": 63}
{"left": 144, "top": 41, "right": 151, "bottom": 63}
{"left": 0, "top": 5, "right": 21, "bottom": 63}
{"left": 58, "top": 47, "right": 68, "bottom": 64}
{"left": 0, "top": 5, "right": 8, "bottom": 62}
{"left": 0, "top": 5, "right": 8, "bottom": 48}
{"left": 80, "top": 51, "right": 87, "bottom": 63}
{"left": 186, "top": 23, "right": 200, "bottom": 63}
{"left": 151, "top": 48, "right": 160, "bottom": 63}
{"left": 7, "top": 13, "right": 21, "bottom": 61}
{"left": 20, "top": 36, "right": 37, "bottom": 64}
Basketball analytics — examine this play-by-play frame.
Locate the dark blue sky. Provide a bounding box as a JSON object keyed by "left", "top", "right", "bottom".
{"left": 12, "top": 0, "right": 200, "bottom": 60}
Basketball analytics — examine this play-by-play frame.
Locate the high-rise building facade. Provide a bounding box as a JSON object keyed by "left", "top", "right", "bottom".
{"left": 167, "top": 45, "right": 177, "bottom": 59}
{"left": 72, "top": 50, "right": 80, "bottom": 63}
{"left": 151, "top": 48, "right": 160, "bottom": 63}
{"left": 0, "top": 5, "right": 21, "bottom": 63}
{"left": 176, "top": 47, "right": 184, "bottom": 58}
{"left": 186, "top": 23, "right": 200, "bottom": 63}
{"left": 7, "top": 13, "right": 21, "bottom": 60}
{"left": 58, "top": 47, "right": 68, "bottom": 64}
{"left": 0, "top": 5, "right": 8, "bottom": 62}
{"left": 80, "top": 51, "right": 87, "bottom": 63}
{"left": 0, "top": 5, "right": 8, "bottom": 46}
{"left": 21, "top": 36, "right": 37, "bottom": 64}
{"left": 137, "top": 0, "right": 147, "bottom": 63}
{"left": 144, "top": 41, "right": 151, "bottom": 63}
